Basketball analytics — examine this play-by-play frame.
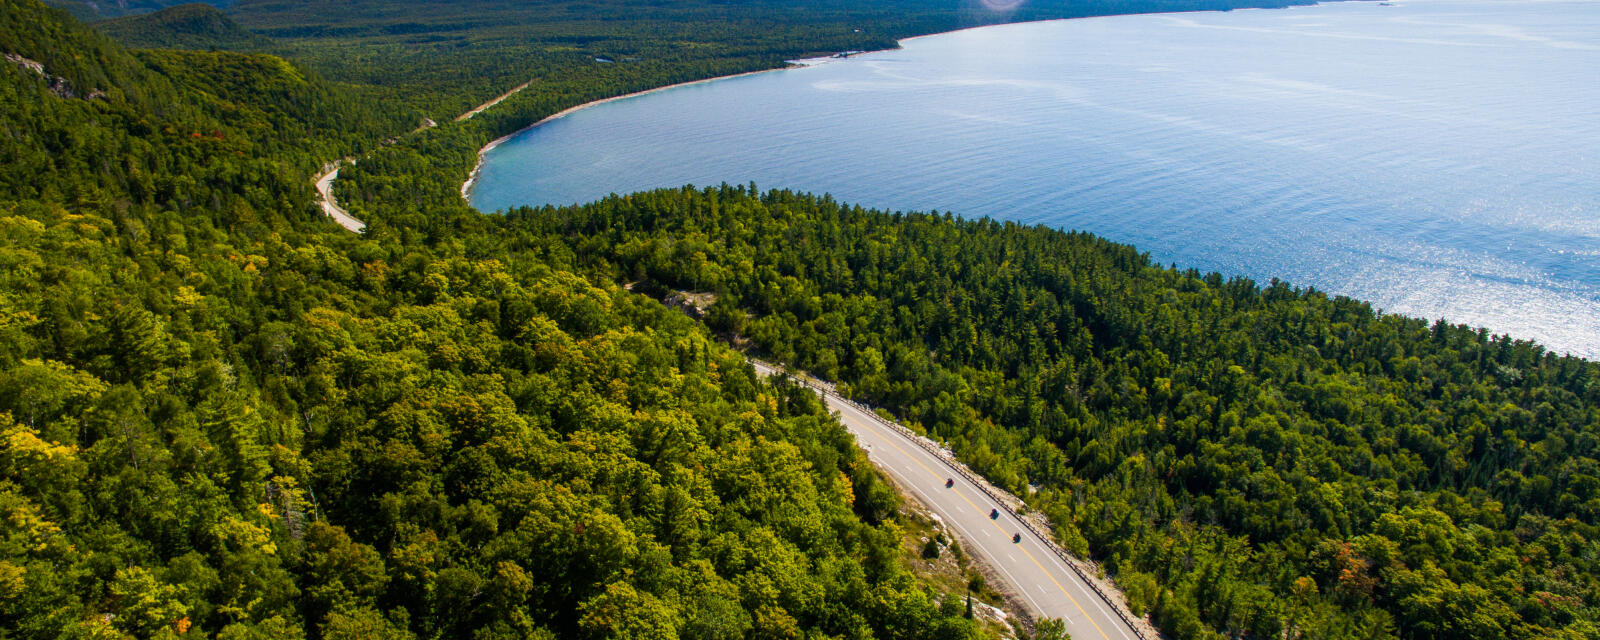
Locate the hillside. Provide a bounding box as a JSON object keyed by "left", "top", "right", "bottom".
{"left": 3, "top": 0, "right": 1597, "bottom": 638}
{"left": 42, "top": 0, "right": 230, "bottom": 20}
{"left": 0, "top": 2, "right": 1003, "bottom": 638}
{"left": 506, "top": 185, "right": 1600, "bottom": 639}
{"left": 98, "top": 3, "right": 271, "bottom": 52}
{"left": 0, "top": 0, "right": 413, "bottom": 208}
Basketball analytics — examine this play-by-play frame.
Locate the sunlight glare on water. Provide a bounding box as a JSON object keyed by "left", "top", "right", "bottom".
{"left": 978, "top": 0, "right": 1026, "bottom": 12}
{"left": 473, "top": 0, "right": 1600, "bottom": 359}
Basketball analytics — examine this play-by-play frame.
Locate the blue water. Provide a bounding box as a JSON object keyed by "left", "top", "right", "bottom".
{"left": 472, "top": 0, "right": 1600, "bottom": 359}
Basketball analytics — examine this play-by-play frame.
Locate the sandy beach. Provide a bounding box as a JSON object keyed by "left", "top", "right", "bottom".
{"left": 459, "top": 56, "right": 878, "bottom": 203}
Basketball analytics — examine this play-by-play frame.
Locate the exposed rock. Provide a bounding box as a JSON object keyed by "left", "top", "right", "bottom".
{"left": 664, "top": 290, "right": 717, "bottom": 318}
{"left": 3, "top": 53, "right": 44, "bottom": 76}
{"left": 4, "top": 52, "right": 103, "bottom": 100}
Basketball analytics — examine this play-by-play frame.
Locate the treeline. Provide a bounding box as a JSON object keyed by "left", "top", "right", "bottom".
{"left": 507, "top": 184, "right": 1600, "bottom": 639}
{"left": 1, "top": 2, "right": 1001, "bottom": 638}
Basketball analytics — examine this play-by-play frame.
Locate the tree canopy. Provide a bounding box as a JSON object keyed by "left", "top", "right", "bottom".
{"left": 0, "top": 2, "right": 1002, "bottom": 637}
{"left": 2, "top": 0, "right": 1594, "bottom": 637}
{"left": 509, "top": 183, "right": 1600, "bottom": 639}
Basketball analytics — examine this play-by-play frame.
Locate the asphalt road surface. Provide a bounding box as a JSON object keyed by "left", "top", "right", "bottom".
{"left": 752, "top": 361, "right": 1140, "bottom": 640}
{"left": 314, "top": 164, "right": 366, "bottom": 233}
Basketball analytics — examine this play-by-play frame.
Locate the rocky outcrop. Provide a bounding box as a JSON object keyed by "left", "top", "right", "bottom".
{"left": 664, "top": 290, "right": 717, "bottom": 319}
{"left": 4, "top": 52, "right": 103, "bottom": 100}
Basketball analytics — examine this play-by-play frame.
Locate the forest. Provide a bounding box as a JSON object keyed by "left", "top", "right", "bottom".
{"left": 0, "top": 1, "right": 1014, "bottom": 637}
{"left": 3, "top": 0, "right": 1597, "bottom": 638}
{"left": 503, "top": 185, "right": 1600, "bottom": 639}
{"left": 87, "top": 0, "right": 1320, "bottom": 122}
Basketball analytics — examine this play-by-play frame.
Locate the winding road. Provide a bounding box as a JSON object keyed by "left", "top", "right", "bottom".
{"left": 314, "top": 163, "right": 365, "bottom": 232}
{"left": 310, "top": 67, "right": 1150, "bottom": 639}
{"left": 751, "top": 360, "right": 1149, "bottom": 640}
{"left": 316, "top": 77, "right": 536, "bottom": 231}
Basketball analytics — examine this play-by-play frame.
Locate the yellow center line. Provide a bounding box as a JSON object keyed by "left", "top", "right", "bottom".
{"left": 848, "top": 406, "right": 1113, "bottom": 640}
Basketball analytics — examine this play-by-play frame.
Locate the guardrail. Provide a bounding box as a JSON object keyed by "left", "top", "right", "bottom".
{"left": 751, "top": 358, "right": 1159, "bottom": 640}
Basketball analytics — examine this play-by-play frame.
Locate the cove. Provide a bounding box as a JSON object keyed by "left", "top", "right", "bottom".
{"left": 471, "top": 0, "right": 1600, "bottom": 359}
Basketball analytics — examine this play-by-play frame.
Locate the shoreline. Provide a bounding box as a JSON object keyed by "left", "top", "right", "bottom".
{"left": 458, "top": 1, "right": 1335, "bottom": 205}
{"left": 459, "top": 58, "right": 873, "bottom": 203}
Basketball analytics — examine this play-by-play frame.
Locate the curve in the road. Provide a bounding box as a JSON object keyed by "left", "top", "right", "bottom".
{"left": 317, "top": 77, "right": 536, "bottom": 232}
{"left": 314, "top": 162, "right": 366, "bottom": 233}
{"left": 751, "top": 359, "right": 1153, "bottom": 640}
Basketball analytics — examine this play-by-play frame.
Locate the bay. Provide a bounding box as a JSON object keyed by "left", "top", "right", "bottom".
{"left": 472, "top": 0, "right": 1600, "bottom": 359}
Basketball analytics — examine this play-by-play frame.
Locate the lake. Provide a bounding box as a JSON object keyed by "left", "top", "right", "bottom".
{"left": 471, "top": 0, "right": 1600, "bottom": 359}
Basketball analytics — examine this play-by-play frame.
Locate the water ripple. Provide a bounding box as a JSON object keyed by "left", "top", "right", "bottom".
{"left": 475, "top": 0, "right": 1600, "bottom": 358}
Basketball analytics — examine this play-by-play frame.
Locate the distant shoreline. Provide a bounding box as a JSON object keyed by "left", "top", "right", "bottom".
{"left": 459, "top": 1, "right": 1336, "bottom": 205}
{"left": 459, "top": 57, "right": 872, "bottom": 203}
{"left": 461, "top": 67, "right": 802, "bottom": 202}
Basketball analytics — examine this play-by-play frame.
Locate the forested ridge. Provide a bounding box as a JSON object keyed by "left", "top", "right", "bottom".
{"left": 0, "top": 1, "right": 1009, "bottom": 638}
{"left": 507, "top": 185, "right": 1600, "bottom": 639}
{"left": 97, "top": 5, "right": 272, "bottom": 53}
{"left": 2, "top": 0, "right": 1596, "bottom": 638}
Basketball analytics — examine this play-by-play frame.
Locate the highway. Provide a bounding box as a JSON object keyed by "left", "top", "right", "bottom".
{"left": 751, "top": 360, "right": 1143, "bottom": 640}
